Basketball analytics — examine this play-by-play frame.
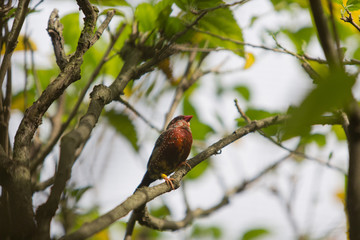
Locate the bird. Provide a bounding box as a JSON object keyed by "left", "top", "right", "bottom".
{"left": 136, "top": 115, "right": 193, "bottom": 190}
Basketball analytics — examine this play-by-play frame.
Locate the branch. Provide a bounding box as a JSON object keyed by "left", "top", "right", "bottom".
{"left": 234, "top": 100, "right": 346, "bottom": 174}
{"left": 62, "top": 114, "right": 288, "bottom": 240}
{"left": 340, "top": 7, "right": 360, "bottom": 33}
{"left": 32, "top": 176, "right": 55, "bottom": 192}
{"left": 30, "top": 22, "right": 126, "bottom": 172}
{"left": 137, "top": 154, "right": 291, "bottom": 231}
{"left": 0, "top": 0, "right": 30, "bottom": 88}
{"left": 37, "top": 35, "right": 177, "bottom": 240}
{"left": 309, "top": 0, "right": 342, "bottom": 69}
{"left": 9, "top": 3, "right": 115, "bottom": 239}
{"left": 47, "top": 9, "right": 68, "bottom": 70}
{"left": 118, "top": 97, "right": 162, "bottom": 133}
{"left": 346, "top": 100, "right": 360, "bottom": 239}
{"left": 0, "top": 0, "right": 36, "bottom": 237}
{"left": 63, "top": 107, "right": 344, "bottom": 239}
{"left": 185, "top": 28, "right": 360, "bottom": 66}
{"left": 164, "top": 48, "right": 203, "bottom": 127}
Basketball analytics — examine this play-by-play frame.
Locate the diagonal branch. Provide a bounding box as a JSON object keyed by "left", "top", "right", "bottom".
{"left": 62, "top": 114, "right": 288, "bottom": 240}
{"left": 118, "top": 97, "right": 162, "bottom": 133}
{"left": 47, "top": 9, "right": 68, "bottom": 70}
{"left": 61, "top": 111, "right": 342, "bottom": 240}
{"left": 164, "top": 48, "right": 204, "bottom": 128}
{"left": 30, "top": 22, "right": 127, "bottom": 173}
{"left": 137, "top": 154, "right": 291, "bottom": 231}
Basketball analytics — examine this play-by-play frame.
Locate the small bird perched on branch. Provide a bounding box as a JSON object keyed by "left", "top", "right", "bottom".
{"left": 137, "top": 115, "right": 193, "bottom": 190}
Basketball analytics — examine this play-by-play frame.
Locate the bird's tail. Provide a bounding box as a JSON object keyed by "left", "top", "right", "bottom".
{"left": 135, "top": 172, "right": 153, "bottom": 192}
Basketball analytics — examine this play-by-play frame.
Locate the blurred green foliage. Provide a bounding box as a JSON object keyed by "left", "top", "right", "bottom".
{"left": 11, "top": 0, "right": 358, "bottom": 238}
{"left": 240, "top": 228, "right": 270, "bottom": 240}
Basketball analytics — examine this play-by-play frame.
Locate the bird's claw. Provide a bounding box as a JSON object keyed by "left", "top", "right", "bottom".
{"left": 178, "top": 161, "right": 191, "bottom": 170}
{"left": 161, "top": 173, "right": 175, "bottom": 190}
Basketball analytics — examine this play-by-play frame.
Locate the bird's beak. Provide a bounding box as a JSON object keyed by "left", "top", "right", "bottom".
{"left": 183, "top": 115, "right": 193, "bottom": 122}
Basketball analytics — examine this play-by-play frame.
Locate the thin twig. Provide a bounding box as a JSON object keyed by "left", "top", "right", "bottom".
{"left": 118, "top": 97, "right": 162, "bottom": 133}
{"left": 234, "top": 99, "right": 346, "bottom": 174}
{"left": 164, "top": 47, "right": 200, "bottom": 128}
{"left": 340, "top": 6, "right": 360, "bottom": 33}
{"left": 190, "top": 28, "right": 360, "bottom": 66}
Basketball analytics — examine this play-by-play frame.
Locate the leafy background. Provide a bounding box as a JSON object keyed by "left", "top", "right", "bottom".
{"left": 8, "top": 0, "right": 359, "bottom": 239}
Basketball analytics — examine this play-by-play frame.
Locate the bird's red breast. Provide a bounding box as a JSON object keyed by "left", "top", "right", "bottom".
{"left": 145, "top": 115, "right": 193, "bottom": 181}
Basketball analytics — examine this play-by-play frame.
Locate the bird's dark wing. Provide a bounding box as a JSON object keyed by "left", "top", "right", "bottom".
{"left": 135, "top": 171, "right": 153, "bottom": 190}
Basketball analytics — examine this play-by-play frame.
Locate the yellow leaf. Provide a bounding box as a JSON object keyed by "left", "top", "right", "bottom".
{"left": 335, "top": 188, "right": 345, "bottom": 204}
{"left": 123, "top": 84, "right": 133, "bottom": 97}
{"left": 1, "top": 35, "right": 37, "bottom": 54}
{"left": 158, "top": 58, "right": 175, "bottom": 83}
{"left": 243, "top": 52, "right": 255, "bottom": 69}
{"left": 90, "top": 228, "right": 110, "bottom": 240}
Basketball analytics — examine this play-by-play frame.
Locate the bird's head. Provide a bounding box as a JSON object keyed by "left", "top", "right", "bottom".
{"left": 166, "top": 115, "right": 193, "bottom": 130}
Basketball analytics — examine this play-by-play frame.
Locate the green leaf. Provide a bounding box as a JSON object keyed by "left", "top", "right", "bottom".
{"left": 283, "top": 71, "right": 355, "bottom": 140}
{"left": 332, "top": 0, "right": 343, "bottom": 4}
{"left": 245, "top": 109, "right": 278, "bottom": 120}
{"left": 100, "top": 8, "right": 125, "bottom": 17}
{"left": 241, "top": 228, "right": 270, "bottom": 240}
{"left": 37, "top": 67, "right": 59, "bottom": 89}
{"left": 282, "top": 26, "right": 315, "bottom": 52}
{"left": 235, "top": 85, "right": 251, "bottom": 101}
{"left": 174, "top": 0, "right": 223, "bottom": 11}
{"left": 149, "top": 205, "right": 170, "bottom": 218}
{"left": 183, "top": 97, "right": 214, "bottom": 140}
{"left": 60, "top": 12, "right": 80, "bottom": 52}
{"left": 191, "top": 225, "right": 222, "bottom": 239}
{"left": 332, "top": 125, "right": 347, "bottom": 141}
{"left": 270, "top": 0, "right": 308, "bottom": 11}
{"left": 300, "top": 133, "right": 326, "bottom": 147}
{"left": 89, "top": 0, "right": 130, "bottom": 7}
{"left": 105, "top": 110, "right": 139, "bottom": 151}
{"left": 69, "top": 186, "right": 92, "bottom": 203}
{"left": 347, "top": 0, "right": 360, "bottom": 11}
{"left": 11, "top": 88, "right": 36, "bottom": 112}
{"left": 135, "top": 3, "right": 157, "bottom": 33}
{"left": 164, "top": 17, "right": 188, "bottom": 40}
{"left": 195, "top": 7, "right": 244, "bottom": 57}
{"left": 186, "top": 158, "right": 209, "bottom": 180}
{"left": 236, "top": 117, "right": 247, "bottom": 127}
{"left": 243, "top": 109, "right": 281, "bottom": 136}
{"left": 155, "top": 0, "right": 173, "bottom": 30}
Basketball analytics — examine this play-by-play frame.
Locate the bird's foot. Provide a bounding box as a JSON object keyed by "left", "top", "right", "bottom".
{"left": 178, "top": 161, "right": 191, "bottom": 170}
{"left": 161, "top": 174, "right": 175, "bottom": 190}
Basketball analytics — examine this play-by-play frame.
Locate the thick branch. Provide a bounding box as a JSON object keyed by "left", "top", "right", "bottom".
{"left": 0, "top": 0, "right": 30, "bottom": 88}
{"left": 35, "top": 85, "right": 112, "bottom": 239}
{"left": 0, "top": 0, "right": 35, "bottom": 237}
{"left": 7, "top": 3, "right": 114, "bottom": 239}
{"left": 309, "top": 0, "right": 341, "bottom": 69}
{"left": 346, "top": 100, "right": 360, "bottom": 239}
